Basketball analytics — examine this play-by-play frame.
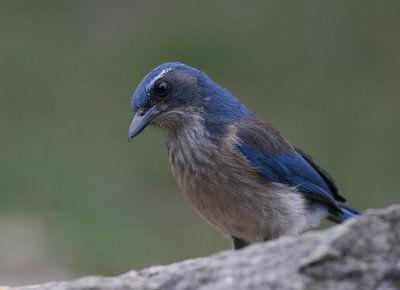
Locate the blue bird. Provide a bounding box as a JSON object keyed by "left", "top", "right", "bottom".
{"left": 128, "top": 62, "right": 360, "bottom": 249}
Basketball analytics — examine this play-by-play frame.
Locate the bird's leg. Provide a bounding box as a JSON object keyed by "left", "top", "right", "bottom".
{"left": 231, "top": 236, "right": 249, "bottom": 250}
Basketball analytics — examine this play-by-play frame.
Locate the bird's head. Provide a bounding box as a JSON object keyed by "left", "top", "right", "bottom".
{"left": 128, "top": 62, "right": 250, "bottom": 141}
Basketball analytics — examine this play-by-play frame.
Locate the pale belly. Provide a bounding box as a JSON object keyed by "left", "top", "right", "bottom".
{"left": 171, "top": 162, "right": 320, "bottom": 243}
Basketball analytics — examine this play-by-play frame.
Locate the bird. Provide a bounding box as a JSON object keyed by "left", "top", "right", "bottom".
{"left": 128, "top": 62, "right": 360, "bottom": 250}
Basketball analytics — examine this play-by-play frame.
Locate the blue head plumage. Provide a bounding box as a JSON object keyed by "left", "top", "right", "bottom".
{"left": 129, "top": 62, "right": 250, "bottom": 139}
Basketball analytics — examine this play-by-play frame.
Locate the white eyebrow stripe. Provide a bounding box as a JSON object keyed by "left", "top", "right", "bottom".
{"left": 146, "top": 66, "right": 178, "bottom": 92}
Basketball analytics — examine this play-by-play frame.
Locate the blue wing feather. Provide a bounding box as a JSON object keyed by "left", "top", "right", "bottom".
{"left": 237, "top": 143, "right": 334, "bottom": 197}
{"left": 234, "top": 116, "right": 343, "bottom": 213}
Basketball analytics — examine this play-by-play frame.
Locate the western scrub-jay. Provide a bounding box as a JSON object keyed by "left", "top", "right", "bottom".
{"left": 128, "top": 62, "right": 359, "bottom": 249}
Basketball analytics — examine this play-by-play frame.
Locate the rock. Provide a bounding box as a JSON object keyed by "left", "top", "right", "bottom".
{"left": 3, "top": 204, "right": 400, "bottom": 290}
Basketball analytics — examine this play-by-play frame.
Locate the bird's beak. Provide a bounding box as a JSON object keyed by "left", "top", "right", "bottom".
{"left": 128, "top": 106, "right": 160, "bottom": 141}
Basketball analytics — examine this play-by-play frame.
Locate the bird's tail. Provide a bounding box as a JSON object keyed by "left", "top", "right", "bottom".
{"left": 328, "top": 202, "right": 361, "bottom": 223}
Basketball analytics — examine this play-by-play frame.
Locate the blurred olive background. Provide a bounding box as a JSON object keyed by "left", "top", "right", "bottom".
{"left": 1, "top": 0, "right": 399, "bottom": 286}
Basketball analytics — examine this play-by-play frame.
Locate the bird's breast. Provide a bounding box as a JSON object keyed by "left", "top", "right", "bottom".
{"left": 166, "top": 131, "right": 271, "bottom": 241}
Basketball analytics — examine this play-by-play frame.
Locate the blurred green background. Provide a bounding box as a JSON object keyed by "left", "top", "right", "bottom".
{"left": 1, "top": 0, "right": 399, "bottom": 286}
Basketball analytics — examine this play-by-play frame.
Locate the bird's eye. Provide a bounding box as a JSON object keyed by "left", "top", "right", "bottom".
{"left": 155, "top": 82, "right": 170, "bottom": 96}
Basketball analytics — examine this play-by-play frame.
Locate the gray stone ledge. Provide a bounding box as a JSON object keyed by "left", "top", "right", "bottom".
{"left": 3, "top": 204, "right": 400, "bottom": 290}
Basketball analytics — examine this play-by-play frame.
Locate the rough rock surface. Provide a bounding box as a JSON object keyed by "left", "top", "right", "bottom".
{"left": 3, "top": 204, "right": 400, "bottom": 290}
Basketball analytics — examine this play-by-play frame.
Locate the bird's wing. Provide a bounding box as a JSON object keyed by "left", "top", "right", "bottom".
{"left": 235, "top": 116, "right": 342, "bottom": 212}
{"left": 292, "top": 146, "right": 346, "bottom": 202}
